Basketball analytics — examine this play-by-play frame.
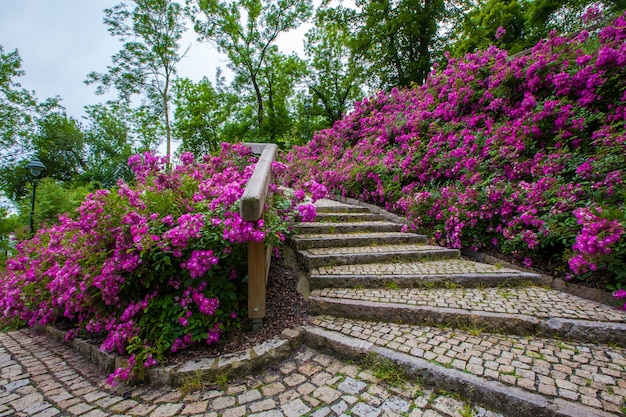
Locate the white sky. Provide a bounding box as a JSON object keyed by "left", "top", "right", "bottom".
{"left": 0, "top": 0, "right": 310, "bottom": 121}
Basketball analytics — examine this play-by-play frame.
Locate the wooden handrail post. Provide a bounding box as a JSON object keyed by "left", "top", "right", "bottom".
{"left": 240, "top": 143, "right": 278, "bottom": 330}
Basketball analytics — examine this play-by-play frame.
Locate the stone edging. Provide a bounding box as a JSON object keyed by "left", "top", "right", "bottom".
{"left": 37, "top": 324, "right": 305, "bottom": 388}
{"left": 303, "top": 325, "right": 617, "bottom": 417}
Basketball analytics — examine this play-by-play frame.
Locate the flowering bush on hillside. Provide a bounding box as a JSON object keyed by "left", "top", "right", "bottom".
{"left": 0, "top": 143, "right": 316, "bottom": 383}
{"left": 282, "top": 12, "right": 626, "bottom": 290}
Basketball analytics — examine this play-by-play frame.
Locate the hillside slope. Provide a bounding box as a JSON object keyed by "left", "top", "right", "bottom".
{"left": 282, "top": 14, "right": 626, "bottom": 291}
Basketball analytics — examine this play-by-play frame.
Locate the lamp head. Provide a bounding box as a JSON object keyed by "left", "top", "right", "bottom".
{"left": 25, "top": 157, "right": 46, "bottom": 177}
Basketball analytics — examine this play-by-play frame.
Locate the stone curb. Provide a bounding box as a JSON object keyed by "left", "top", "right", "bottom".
{"left": 299, "top": 247, "right": 461, "bottom": 270}
{"left": 309, "top": 271, "right": 542, "bottom": 289}
{"left": 295, "top": 221, "right": 404, "bottom": 234}
{"left": 38, "top": 324, "right": 305, "bottom": 388}
{"left": 307, "top": 296, "right": 626, "bottom": 347}
{"left": 302, "top": 325, "right": 618, "bottom": 417}
{"left": 292, "top": 232, "right": 428, "bottom": 250}
{"left": 313, "top": 212, "right": 387, "bottom": 222}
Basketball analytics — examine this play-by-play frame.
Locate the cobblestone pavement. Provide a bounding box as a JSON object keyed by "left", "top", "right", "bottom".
{"left": 313, "top": 315, "right": 626, "bottom": 415}
{"left": 0, "top": 328, "right": 503, "bottom": 417}
{"left": 314, "top": 287, "right": 626, "bottom": 323}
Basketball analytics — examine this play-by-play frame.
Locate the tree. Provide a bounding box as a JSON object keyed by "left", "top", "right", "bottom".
{"left": 0, "top": 208, "right": 20, "bottom": 264}
{"left": 190, "top": 0, "right": 313, "bottom": 131}
{"left": 81, "top": 102, "right": 136, "bottom": 188}
{"left": 258, "top": 48, "right": 307, "bottom": 141}
{"left": 0, "top": 108, "right": 87, "bottom": 202}
{"left": 451, "top": 0, "right": 626, "bottom": 56}
{"left": 305, "top": 7, "right": 365, "bottom": 125}
{"left": 351, "top": 0, "right": 446, "bottom": 88}
{"left": 86, "top": 0, "right": 188, "bottom": 158}
{"left": 0, "top": 46, "right": 37, "bottom": 172}
{"left": 173, "top": 77, "right": 230, "bottom": 156}
{"left": 524, "top": 0, "right": 626, "bottom": 41}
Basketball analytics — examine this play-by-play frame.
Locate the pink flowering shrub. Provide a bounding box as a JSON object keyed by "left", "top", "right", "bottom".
{"left": 282, "top": 14, "right": 626, "bottom": 287}
{"left": 0, "top": 143, "right": 315, "bottom": 384}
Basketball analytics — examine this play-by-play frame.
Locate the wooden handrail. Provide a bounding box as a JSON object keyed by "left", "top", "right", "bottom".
{"left": 240, "top": 143, "right": 278, "bottom": 330}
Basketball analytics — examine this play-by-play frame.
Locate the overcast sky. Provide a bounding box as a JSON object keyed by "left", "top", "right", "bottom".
{"left": 0, "top": 1, "right": 308, "bottom": 121}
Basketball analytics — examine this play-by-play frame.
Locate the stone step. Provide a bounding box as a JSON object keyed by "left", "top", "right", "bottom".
{"left": 291, "top": 231, "right": 428, "bottom": 250}
{"left": 313, "top": 212, "right": 387, "bottom": 222}
{"left": 294, "top": 221, "right": 404, "bottom": 235}
{"left": 307, "top": 286, "right": 626, "bottom": 346}
{"left": 313, "top": 199, "right": 371, "bottom": 213}
{"left": 305, "top": 318, "right": 626, "bottom": 417}
{"left": 309, "top": 259, "right": 541, "bottom": 288}
{"left": 298, "top": 244, "right": 460, "bottom": 270}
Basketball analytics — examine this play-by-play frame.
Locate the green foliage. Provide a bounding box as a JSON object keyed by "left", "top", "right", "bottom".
{"left": 190, "top": 0, "right": 313, "bottom": 133}
{"left": 16, "top": 179, "right": 93, "bottom": 229}
{"left": 0, "top": 46, "right": 37, "bottom": 172}
{"left": 173, "top": 77, "right": 229, "bottom": 156}
{"left": 81, "top": 102, "right": 136, "bottom": 188}
{"left": 452, "top": 0, "right": 527, "bottom": 55}
{"left": 86, "top": 0, "right": 187, "bottom": 156}
{"left": 351, "top": 0, "right": 446, "bottom": 88}
{"left": 0, "top": 208, "right": 20, "bottom": 266}
{"left": 451, "top": 0, "right": 626, "bottom": 56}
{"left": 305, "top": 6, "right": 366, "bottom": 125}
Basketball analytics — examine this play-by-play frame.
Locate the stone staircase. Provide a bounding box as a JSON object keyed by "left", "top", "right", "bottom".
{"left": 291, "top": 198, "right": 626, "bottom": 417}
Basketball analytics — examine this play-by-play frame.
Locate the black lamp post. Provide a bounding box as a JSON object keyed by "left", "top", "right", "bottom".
{"left": 304, "top": 99, "right": 311, "bottom": 142}
{"left": 25, "top": 156, "right": 46, "bottom": 238}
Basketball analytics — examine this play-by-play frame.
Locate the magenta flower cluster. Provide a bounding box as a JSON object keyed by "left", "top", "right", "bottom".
{"left": 282, "top": 13, "right": 626, "bottom": 287}
{"left": 0, "top": 143, "right": 315, "bottom": 384}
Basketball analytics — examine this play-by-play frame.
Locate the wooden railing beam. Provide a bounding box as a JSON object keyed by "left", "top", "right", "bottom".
{"left": 240, "top": 143, "right": 278, "bottom": 329}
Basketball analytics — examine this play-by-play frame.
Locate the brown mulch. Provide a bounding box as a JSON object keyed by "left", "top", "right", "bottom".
{"left": 167, "top": 253, "right": 310, "bottom": 365}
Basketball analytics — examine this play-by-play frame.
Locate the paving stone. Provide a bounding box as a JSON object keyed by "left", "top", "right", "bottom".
{"left": 248, "top": 411, "right": 284, "bottom": 417}
{"left": 32, "top": 408, "right": 61, "bottom": 417}
{"left": 250, "top": 399, "right": 277, "bottom": 413}
{"left": 238, "top": 389, "right": 262, "bottom": 404}
{"left": 312, "top": 386, "right": 341, "bottom": 404}
{"left": 110, "top": 399, "right": 139, "bottom": 413}
{"left": 309, "top": 406, "right": 332, "bottom": 417}
{"left": 350, "top": 402, "right": 381, "bottom": 417}
{"left": 81, "top": 410, "right": 109, "bottom": 417}
{"left": 380, "top": 397, "right": 410, "bottom": 413}
{"left": 337, "top": 376, "right": 367, "bottom": 395}
{"left": 24, "top": 401, "right": 52, "bottom": 415}
{"left": 9, "top": 392, "right": 44, "bottom": 411}
{"left": 262, "top": 382, "right": 286, "bottom": 397}
{"left": 3, "top": 378, "right": 30, "bottom": 392}
{"left": 128, "top": 404, "right": 157, "bottom": 416}
{"left": 222, "top": 405, "right": 247, "bottom": 417}
{"left": 284, "top": 373, "right": 307, "bottom": 387}
{"left": 281, "top": 398, "right": 311, "bottom": 417}
{"left": 212, "top": 396, "right": 236, "bottom": 410}
{"left": 150, "top": 403, "right": 184, "bottom": 417}
{"left": 331, "top": 400, "right": 348, "bottom": 415}
{"left": 67, "top": 403, "right": 96, "bottom": 415}
{"left": 431, "top": 396, "right": 465, "bottom": 417}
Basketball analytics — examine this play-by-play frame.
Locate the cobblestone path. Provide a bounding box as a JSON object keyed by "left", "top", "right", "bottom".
{"left": 0, "top": 329, "right": 499, "bottom": 417}
{"left": 295, "top": 199, "right": 626, "bottom": 417}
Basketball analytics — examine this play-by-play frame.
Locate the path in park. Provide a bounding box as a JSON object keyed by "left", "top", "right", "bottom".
{"left": 0, "top": 328, "right": 499, "bottom": 417}
{"left": 0, "top": 197, "right": 625, "bottom": 416}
